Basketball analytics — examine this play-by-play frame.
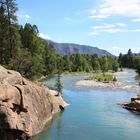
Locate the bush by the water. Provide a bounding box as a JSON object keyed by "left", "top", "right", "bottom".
{"left": 137, "top": 93, "right": 140, "bottom": 97}
{"left": 86, "top": 74, "right": 117, "bottom": 82}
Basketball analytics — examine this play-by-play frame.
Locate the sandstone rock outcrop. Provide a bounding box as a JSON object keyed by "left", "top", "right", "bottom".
{"left": 0, "top": 65, "right": 68, "bottom": 139}
{"left": 122, "top": 96, "right": 140, "bottom": 113}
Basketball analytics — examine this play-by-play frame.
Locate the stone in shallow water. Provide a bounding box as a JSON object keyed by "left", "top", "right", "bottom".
{"left": 122, "top": 97, "right": 140, "bottom": 113}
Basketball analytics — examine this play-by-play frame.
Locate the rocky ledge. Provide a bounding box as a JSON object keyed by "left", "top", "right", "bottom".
{"left": 0, "top": 65, "right": 68, "bottom": 140}
{"left": 121, "top": 96, "right": 140, "bottom": 113}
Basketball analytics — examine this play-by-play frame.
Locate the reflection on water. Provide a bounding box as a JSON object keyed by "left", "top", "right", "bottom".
{"left": 31, "top": 112, "right": 64, "bottom": 140}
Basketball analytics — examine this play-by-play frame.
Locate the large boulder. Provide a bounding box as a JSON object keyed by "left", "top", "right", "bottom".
{"left": 0, "top": 65, "right": 68, "bottom": 139}
{"left": 122, "top": 96, "right": 140, "bottom": 113}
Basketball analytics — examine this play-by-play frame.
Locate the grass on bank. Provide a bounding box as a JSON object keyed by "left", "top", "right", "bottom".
{"left": 62, "top": 71, "right": 96, "bottom": 76}
{"left": 85, "top": 74, "right": 117, "bottom": 83}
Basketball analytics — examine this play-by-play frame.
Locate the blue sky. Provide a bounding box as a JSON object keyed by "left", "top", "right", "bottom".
{"left": 16, "top": 0, "right": 140, "bottom": 55}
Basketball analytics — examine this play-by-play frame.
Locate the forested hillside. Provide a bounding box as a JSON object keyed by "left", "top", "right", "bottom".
{"left": 0, "top": 0, "right": 120, "bottom": 80}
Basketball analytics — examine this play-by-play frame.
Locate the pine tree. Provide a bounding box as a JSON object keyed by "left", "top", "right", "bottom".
{"left": 135, "top": 57, "right": 140, "bottom": 75}
{"left": 127, "top": 49, "right": 134, "bottom": 68}
{"left": 55, "top": 72, "right": 63, "bottom": 96}
{"left": 5, "top": 0, "right": 18, "bottom": 58}
{"left": 0, "top": 2, "right": 6, "bottom": 64}
{"left": 55, "top": 58, "right": 63, "bottom": 96}
{"left": 112, "top": 59, "right": 119, "bottom": 72}
{"left": 100, "top": 56, "right": 108, "bottom": 75}
{"left": 44, "top": 44, "right": 58, "bottom": 75}
{"left": 92, "top": 57, "right": 100, "bottom": 72}
{"left": 118, "top": 53, "right": 123, "bottom": 67}
{"left": 0, "top": 0, "right": 21, "bottom": 65}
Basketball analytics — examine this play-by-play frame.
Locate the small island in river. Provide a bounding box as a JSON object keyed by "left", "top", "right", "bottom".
{"left": 76, "top": 70, "right": 140, "bottom": 94}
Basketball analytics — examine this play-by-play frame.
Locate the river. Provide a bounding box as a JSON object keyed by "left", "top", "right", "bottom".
{"left": 31, "top": 69, "right": 140, "bottom": 140}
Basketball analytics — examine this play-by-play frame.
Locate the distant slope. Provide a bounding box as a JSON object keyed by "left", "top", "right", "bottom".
{"left": 46, "top": 40, "right": 113, "bottom": 56}
{"left": 133, "top": 53, "right": 140, "bottom": 56}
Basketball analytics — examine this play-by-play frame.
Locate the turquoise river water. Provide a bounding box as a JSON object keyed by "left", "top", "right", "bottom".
{"left": 32, "top": 69, "right": 140, "bottom": 140}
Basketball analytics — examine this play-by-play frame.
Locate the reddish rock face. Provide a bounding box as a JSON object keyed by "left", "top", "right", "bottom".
{"left": 0, "top": 65, "right": 68, "bottom": 139}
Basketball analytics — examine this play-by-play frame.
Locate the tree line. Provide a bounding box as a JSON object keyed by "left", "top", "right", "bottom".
{"left": 62, "top": 54, "right": 119, "bottom": 73}
{"left": 0, "top": 0, "right": 120, "bottom": 80}
{"left": 118, "top": 49, "right": 140, "bottom": 75}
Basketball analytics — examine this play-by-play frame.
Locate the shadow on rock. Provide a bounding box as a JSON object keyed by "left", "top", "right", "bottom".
{"left": 0, "top": 129, "right": 28, "bottom": 140}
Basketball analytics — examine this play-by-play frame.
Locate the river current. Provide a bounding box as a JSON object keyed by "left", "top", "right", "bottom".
{"left": 32, "top": 69, "right": 140, "bottom": 140}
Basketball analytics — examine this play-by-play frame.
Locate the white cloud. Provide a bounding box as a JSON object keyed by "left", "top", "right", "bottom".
{"left": 115, "top": 23, "right": 127, "bottom": 27}
{"left": 88, "top": 32, "right": 99, "bottom": 36}
{"left": 91, "top": 23, "right": 124, "bottom": 34}
{"left": 39, "top": 33, "right": 51, "bottom": 40}
{"left": 92, "top": 23, "right": 127, "bottom": 29}
{"left": 101, "top": 28, "right": 124, "bottom": 33}
{"left": 132, "top": 18, "right": 140, "bottom": 22}
{"left": 133, "top": 29, "right": 140, "bottom": 32}
{"left": 90, "top": 0, "right": 140, "bottom": 19}
{"left": 112, "top": 46, "right": 128, "bottom": 52}
{"left": 18, "top": 14, "right": 30, "bottom": 20}
{"left": 89, "top": 14, "right": 108, "bottom": 19}
{"left": 90, "top": 9, "right": 97, "bottom": 15}
{"left": 92, "top": 24, "right": 115, "bottom": 30}
{"left": 89, "top": 28, "right": 140, "bottom": 35}
{"left": 131, "top": 47, "right": 140, "bottom": 52}
{"left": 90, "top": 22, "right": 140, "bottom": 35}
{"left": 64, "top": 17, "right": 71, "bottom": 21}
{"left": 91, "top": 23, "right": 127, "bottom": 30}
{"left": 109, "top": 46, "right": 130, "bottom": 55}
{"left": 110, "top": 46, "right": 140, "bottom": 55}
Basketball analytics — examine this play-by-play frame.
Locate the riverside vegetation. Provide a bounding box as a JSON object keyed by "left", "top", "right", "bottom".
{"left": 118, "top": 49, "right": 140, "bottom": 75}
{"left": 86, "top": 74, "right": 117, "bottom": 83}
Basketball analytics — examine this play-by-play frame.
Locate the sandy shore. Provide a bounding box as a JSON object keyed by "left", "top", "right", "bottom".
{"left": 76, "top": 71, "right": 140, "bottom": 94}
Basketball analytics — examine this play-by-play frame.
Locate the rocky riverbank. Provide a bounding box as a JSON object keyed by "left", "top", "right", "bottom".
{"left": 121, "top": 96, "right": 140, "bottom": 113}
{"left": 0, "top": 65, "right": 68, "bottom": 139}
{"left": 76, "top": 71, "right": 140, "bottom": 94}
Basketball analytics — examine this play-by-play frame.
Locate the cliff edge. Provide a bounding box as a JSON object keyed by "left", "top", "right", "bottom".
{"left": 0, "top": 65, "right": 68, "bottom": 139}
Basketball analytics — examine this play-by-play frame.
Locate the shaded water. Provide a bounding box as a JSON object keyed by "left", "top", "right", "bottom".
{"left": 32, "top": 69, "right": 140, "bottom": 140}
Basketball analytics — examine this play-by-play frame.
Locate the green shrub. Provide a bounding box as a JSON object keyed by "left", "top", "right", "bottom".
{"left": 113, "top": 77, "right": 117, "bottom": 81}
{"left": 98, "top": 78, "right": 101, "bottom": 82}
{"left": 86, "top": 74, "right": 117, "bottom": 82}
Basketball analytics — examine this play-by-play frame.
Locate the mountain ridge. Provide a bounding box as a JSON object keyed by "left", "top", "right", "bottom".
{"left": 46, "top": 40, "right": 114, "bottom": 56}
